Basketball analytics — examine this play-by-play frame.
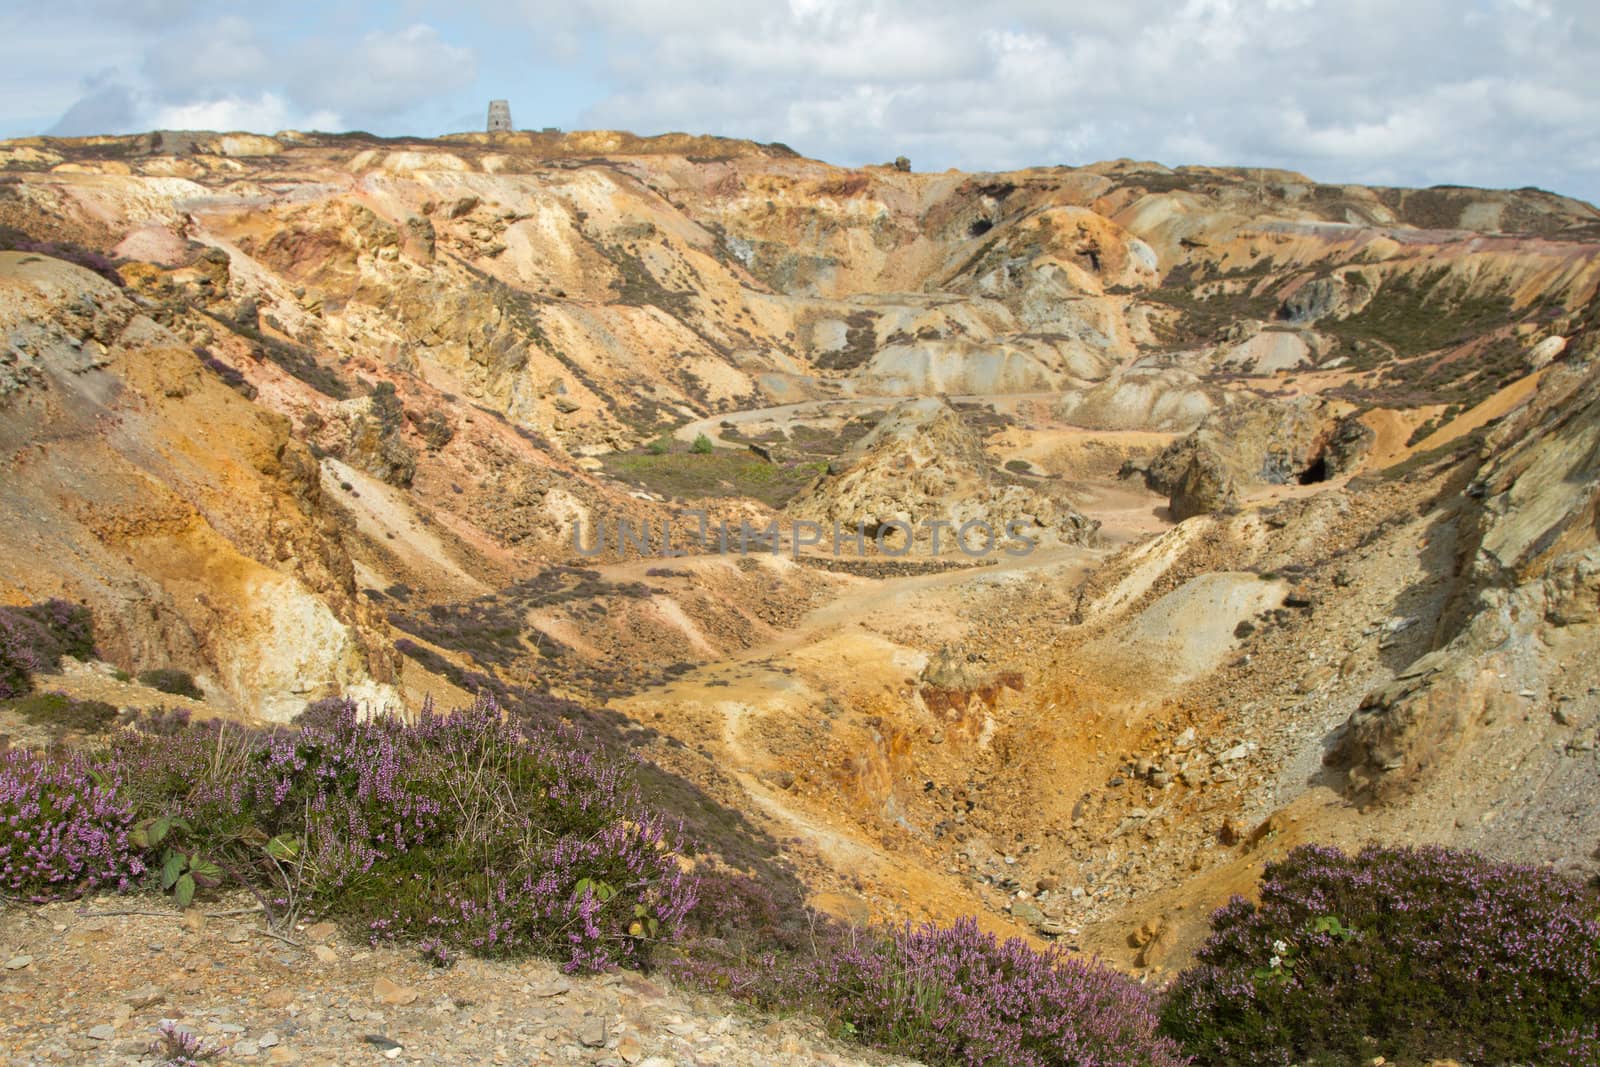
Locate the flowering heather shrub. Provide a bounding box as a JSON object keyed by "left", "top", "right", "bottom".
{"left": 106, "top": 698, "right": 696, "bottom": 972}
{"left": 665, "top": 868, "right": 839, "bottom": 1002}
{"left": 9, "top": 600, "right": 96, "bottom": 665}
{"left": 820, "top": 917, "right": 1186, "bottom": 1067}
{"left": 0, "top": 599, "right": 96, "bottom": 699}
{"left": 0, "top": 747, "right": 142, "bottom": 901}
{"left": 1162, "top": 844, "right": 1600, "bottom": 1065}
{"left": 0, "top": 614, "right": 37, "bottom": 700}
{"left": 291, "top": 696, "right": 349, "bottom": 729}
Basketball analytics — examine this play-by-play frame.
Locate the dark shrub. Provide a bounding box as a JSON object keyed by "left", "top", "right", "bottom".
{"left": 137, "top": 669, "right": 204, "bottom": 700}
{"left": 197, "top": 351, "right": 257, "bottom": 399}
{"left": 409, "top": 408, "right": 456, "bottom": 449}
{"left": 1162, "top": 844, "right": 1600, "bottom": 1066}
{"left": 8, "top": 691, "right": 118, "bottom": 733}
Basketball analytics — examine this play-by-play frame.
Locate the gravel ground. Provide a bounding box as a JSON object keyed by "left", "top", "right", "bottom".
{"left": 0, "top": 895, "right": 918, "bottom": 1067}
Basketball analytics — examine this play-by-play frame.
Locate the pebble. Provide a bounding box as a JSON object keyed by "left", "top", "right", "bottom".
{"left": 124, "top": 984, "right": 167, "bottom": 1009}
{"left": 4, "top": 955, "right": 33, "bottom": 970}
{"left": 259, "top": 1031, "right": 280, "bottom": 1047}
{"left": 580, "top": 1015, "right": 609, "bottom": 1048}
{"left": 373, "top": 977, "right": 420, "bottom": 1006}
{"left": 87, "top": 1023, "right": 115, "bottom": 1041}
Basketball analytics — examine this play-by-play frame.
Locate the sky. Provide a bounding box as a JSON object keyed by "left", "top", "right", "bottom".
{"left": 4, "top": 0, "right": 1598, "bottom": 205}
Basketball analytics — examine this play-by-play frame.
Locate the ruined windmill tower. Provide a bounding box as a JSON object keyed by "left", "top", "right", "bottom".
{"left": 486, "top": 100, "right": 513, "bottom": 133}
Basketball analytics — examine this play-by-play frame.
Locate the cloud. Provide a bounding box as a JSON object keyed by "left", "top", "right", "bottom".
{"left": 33, "top": 15, "right": 474, "bottom": 138}
{"left": 142, "top": 16, "right": 274, "bottom": 100}
{"left": 287, "top": 24, "right": 478, "bottom": 120}
{"left": 152, "top": 93, "right": 341, "bottom": 134}
{"left": 509, "top": 0, "right": 1600, "bottom": 201}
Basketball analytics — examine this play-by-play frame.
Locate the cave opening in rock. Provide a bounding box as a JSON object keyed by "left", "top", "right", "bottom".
{"left": 1298, "top": 455, "right": 1330, "bottom": 484}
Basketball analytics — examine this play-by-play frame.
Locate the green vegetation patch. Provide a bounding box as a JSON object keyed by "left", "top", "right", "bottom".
{"left": 5, "top": 691, "right": 118, "bottom": 733}
{"left": 1323, "top": 267, "right": 1515, "bottom": 366}
{"left": 600, "top": 448, "right": 826, "bottom": 507}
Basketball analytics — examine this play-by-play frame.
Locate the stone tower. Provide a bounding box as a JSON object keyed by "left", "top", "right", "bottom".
{"left": 487, "top": 100, "right": 512, "bottom": 133}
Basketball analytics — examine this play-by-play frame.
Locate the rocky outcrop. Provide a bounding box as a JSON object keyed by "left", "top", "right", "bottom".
{"left": 1330, "top": 360, "right": 1600, "bottom": 803}
{"left": 1168, "top": 450, "right": 1239, "bottom": 520}
{"left": 1141, "top": 395, "right": 1337, "bottom": 506}
{"left": 1278, "top": 272, "right": 1374, "bottom": 324}
{"left": 787, "top": 398, "right": 1099, "bottom": 549}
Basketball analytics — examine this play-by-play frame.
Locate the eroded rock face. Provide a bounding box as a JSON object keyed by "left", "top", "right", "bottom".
{"left": 1330, "top": 361, "right": 1600, "bottom": 804}
{"left": 0, "top": 253, "right": 396, "bottom": 719}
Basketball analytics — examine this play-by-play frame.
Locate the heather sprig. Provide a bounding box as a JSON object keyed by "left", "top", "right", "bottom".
{"left": 150, "top": 1021, "right": 227, "bottom": 1065}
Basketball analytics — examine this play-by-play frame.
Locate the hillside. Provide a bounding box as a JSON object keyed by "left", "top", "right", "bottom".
{"left": 2, "top": 128, "right": 1599, "bottom": 1059}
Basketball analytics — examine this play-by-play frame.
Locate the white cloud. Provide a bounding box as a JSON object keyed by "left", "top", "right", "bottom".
{"left": 526, "top": 0, "right": 1600, "bottom": 200}
{"left": 286, "top": 24, "right": 476, "bottom": 118}
{"left": 152, "top": 93, "right": 341, "bottom": 134}
{"left": 142, "top": 16, "right": 274, "bottom": 99}
{"left": 30, "top": 14, "right": 474, "bottom": 138}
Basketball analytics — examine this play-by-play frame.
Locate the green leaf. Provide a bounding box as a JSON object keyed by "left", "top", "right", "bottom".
{"left": 190, "top": 859, "right": 224, "bottom": 886}
{"left": 175, "top": 873, "right": 195, "bottom": 909}
{"left": 572, "top": 878, "right": 616, "bottom": 904}
{"left": 265, "top": 835, "right": 301, "bottom": 862}
{"left": 161, "top": 853, "right": 185, "bottom": 891}
{"left": 150, "top": 816, "right": 172, "bottom": 846}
